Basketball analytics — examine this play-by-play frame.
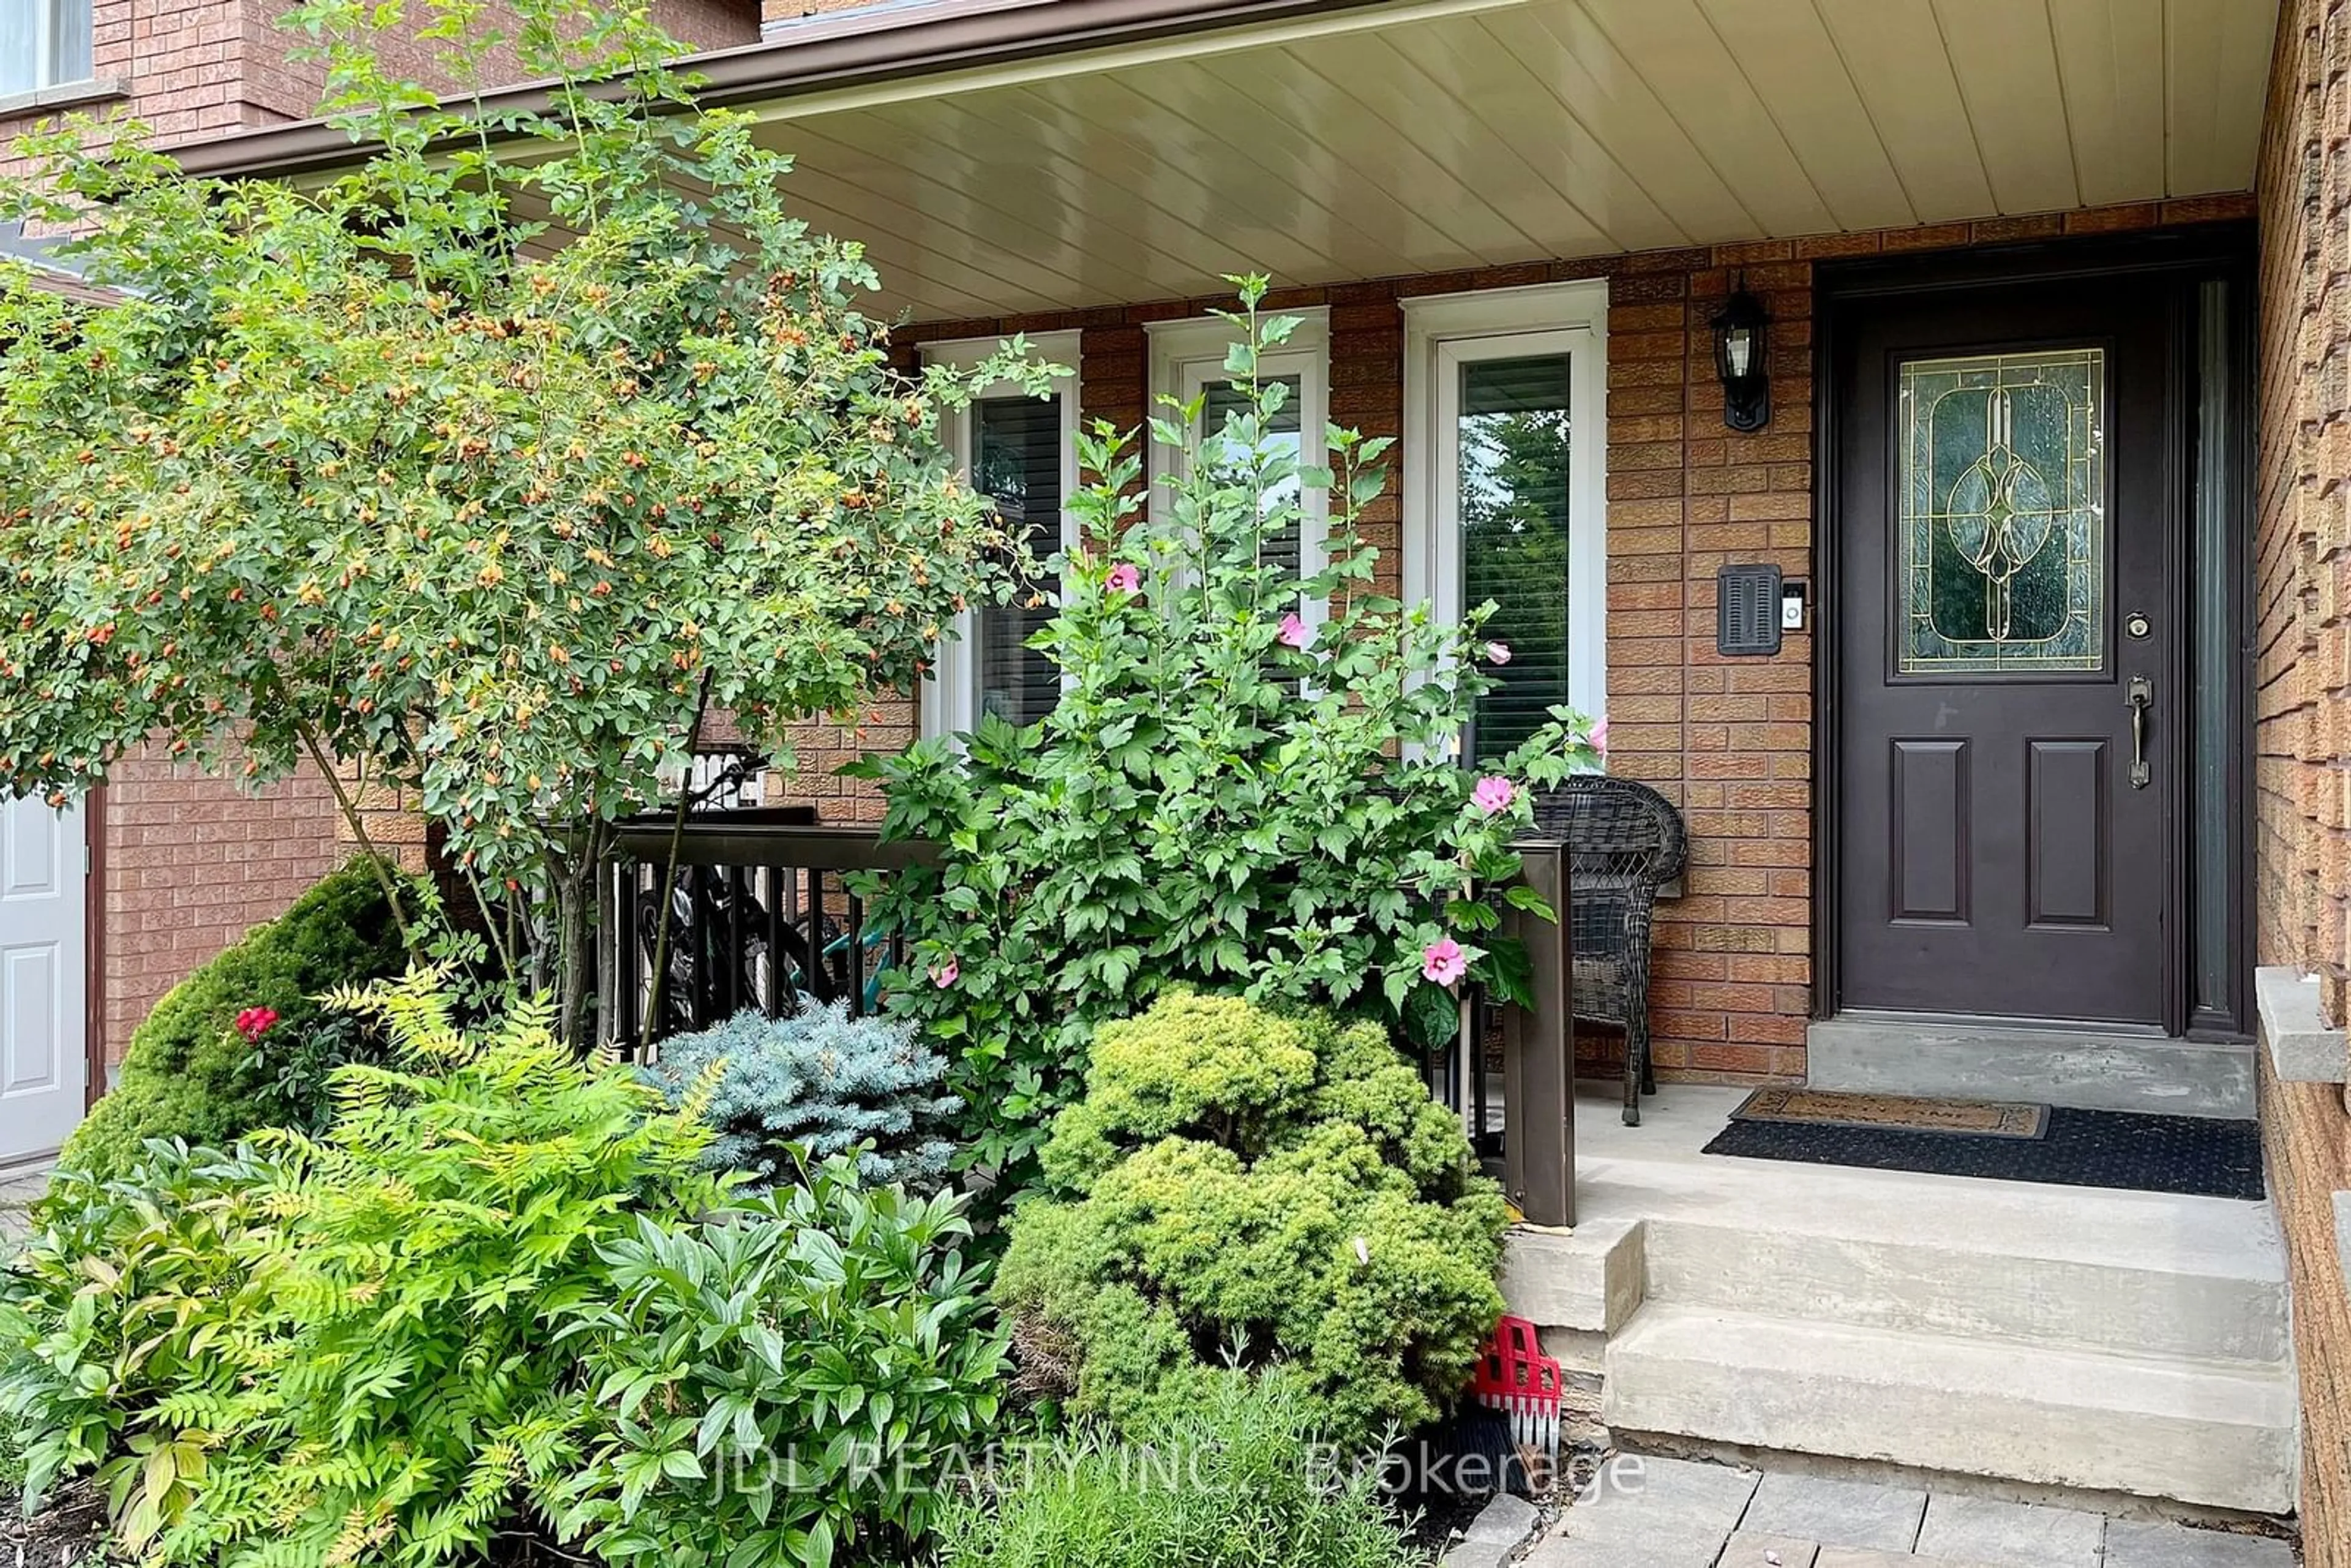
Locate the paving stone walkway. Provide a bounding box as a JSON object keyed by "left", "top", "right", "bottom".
{"left": 1523, "top": 1459, "right": 2297, "bottom": 1568}
{"left": 0, "top": 1163, "right": 50, "bottom": 1242}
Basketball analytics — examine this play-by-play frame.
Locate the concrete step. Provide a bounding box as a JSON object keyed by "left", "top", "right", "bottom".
{"left": 1805, "top": 1017, "right": 2254, "bottom": 1119}
{"left": 1638, "top": 1206, "right": 2290, "bottom": 1365}
{"left": 1603, "top": 1305, "right": 2299, "bottom": 1516}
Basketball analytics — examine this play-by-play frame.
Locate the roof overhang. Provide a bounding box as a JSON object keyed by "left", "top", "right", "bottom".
{"left": 170, "top": 0, "right": 1406, "bottom": 181}
{"left": 169, "top": 0, "right": 2283, "bottom": 323}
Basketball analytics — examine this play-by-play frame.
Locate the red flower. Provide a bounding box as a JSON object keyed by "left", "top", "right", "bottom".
{"left": 234, "top": 1007, "right": 280, "bottom": 1044}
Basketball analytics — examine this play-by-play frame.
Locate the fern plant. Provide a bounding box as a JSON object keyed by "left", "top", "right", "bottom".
{"left": 7, "top": 971, "right": 730, "bottom": 1568}
{"left": 647, "top": 1004, "right": 958, "bottom": 1192}
{"left": 179, "top": 972, "right": 727, "bottom": 1568}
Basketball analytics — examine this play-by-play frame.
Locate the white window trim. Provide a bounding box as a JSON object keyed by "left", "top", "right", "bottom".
{"left": 1401, "top": 280, "right": 1609, "bottom": 727}
{"left": 917, "top": 329, "right": 1082, "bottom": 743}
{"left": 1146, "top": 309, "right": 1332, "bottom": 631}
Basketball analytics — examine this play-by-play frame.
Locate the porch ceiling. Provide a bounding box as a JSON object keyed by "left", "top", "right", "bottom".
{"left": 737, "top": 0, "right": 2279, "bottom": 321}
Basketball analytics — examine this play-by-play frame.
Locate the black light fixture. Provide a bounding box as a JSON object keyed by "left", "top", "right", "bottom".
{"left": 1711, "top": 282, "right": 1771, "bottom": 433}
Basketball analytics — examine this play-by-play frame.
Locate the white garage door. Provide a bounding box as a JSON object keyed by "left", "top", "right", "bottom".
{"left": 0, "top": 796, "right": 86, "bottom": 1166}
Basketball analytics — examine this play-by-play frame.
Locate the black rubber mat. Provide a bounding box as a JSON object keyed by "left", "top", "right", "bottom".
{"left": 1701, "top": 1104, "right": 2266, "bottom": 1200}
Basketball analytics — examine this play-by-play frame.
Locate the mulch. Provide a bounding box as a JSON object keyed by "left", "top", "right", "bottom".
{"left": 1, "top": 1489, "right": 588, "bottom": 1568}
{"left": 4, "top": 1479, "right": 112, "bottom": 1567}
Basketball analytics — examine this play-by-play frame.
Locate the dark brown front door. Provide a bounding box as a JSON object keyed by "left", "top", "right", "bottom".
{"left": 1835, "top": 273, "right": 2178, "bottom": 1026}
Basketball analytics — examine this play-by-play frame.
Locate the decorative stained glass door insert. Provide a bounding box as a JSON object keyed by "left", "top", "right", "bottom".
{"left": 1897, "top": 348, "right": 2107, "bottom": 675}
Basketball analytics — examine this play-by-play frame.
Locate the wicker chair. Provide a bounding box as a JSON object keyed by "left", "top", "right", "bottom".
{"left": 1529, "top": 776, "right": 1688, "bottom": 1127}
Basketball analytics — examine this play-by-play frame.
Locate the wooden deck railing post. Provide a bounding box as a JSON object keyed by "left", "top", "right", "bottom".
{"left": 1501, "top": 838, "right": 1574, "bottom": 1227}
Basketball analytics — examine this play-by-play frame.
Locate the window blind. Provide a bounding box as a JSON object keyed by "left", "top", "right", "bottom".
{"left": 1202, "top": 375, "right": 1305, "bottom": 583}
{"left": 1458, "top": 353, "right": 1575, "bottom": 764}
{"left": 973, "top": 395, "right": 1065, "bottom": 727}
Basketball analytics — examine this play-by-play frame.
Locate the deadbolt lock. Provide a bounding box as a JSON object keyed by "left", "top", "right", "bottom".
{"left": 2125, "top": 611, "right": 2151, "bottom": 639}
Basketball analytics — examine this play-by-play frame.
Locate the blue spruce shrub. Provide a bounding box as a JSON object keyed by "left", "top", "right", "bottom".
{"left": 648, "top": 1003, "right": 959, "bottom": 1191}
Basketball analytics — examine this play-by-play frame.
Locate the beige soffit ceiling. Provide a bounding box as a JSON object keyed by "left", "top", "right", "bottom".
{"left": 730, "top": 0, "right": 2279, "bottom": 320}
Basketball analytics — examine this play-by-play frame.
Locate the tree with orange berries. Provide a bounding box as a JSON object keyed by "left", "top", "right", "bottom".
{"left": 0, "top": 0, "right": 1053, "bottom": 1040}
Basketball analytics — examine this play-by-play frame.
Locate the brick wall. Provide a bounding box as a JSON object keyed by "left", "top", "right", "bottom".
{"left": 2254, "top": 0, "right": 2351, "bottom": 1026}
{"left": 99, "top": 744, "right": 342, "bottom": 1064}
{"left": 760, "top": 0, "right": 890, "bottom": 28}
{"left": 2251, "top": 3, "right": 2351, "bottom": 1553}
{"left": 866, "top": 197, "right": 2252, "bottom": 1083}
{"left": 0, "top": 0, "right": 758, "bottom": 181}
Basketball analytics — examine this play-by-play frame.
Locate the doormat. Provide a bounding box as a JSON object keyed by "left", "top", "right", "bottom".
{"left": 1703, "top": 1104, "right": 2265, "bottom": 1201}
{"left": 1730, "top": 1088, "right": 2050, "bottom": 1139}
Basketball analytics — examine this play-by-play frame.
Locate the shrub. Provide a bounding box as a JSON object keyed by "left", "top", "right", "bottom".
{"left": 932, "top": 1368, "right": 1429, "bottom": 1568}
{"left": 61, "top": 858, "right": 410, "bottom": 1180}
{"left": 993, "top": 994, "right": 1509, "bottom": 1451}
{"left": 4, "top": 976, "right": 1017, "bottom": 1568}
{"left": 4, "top": 973, "right": 726, "bottom": 1566}
{"left": 647, "top": 1003, "right": 958, "bottom": 1191}
{"left": 0, "top": 1143, "right": 279, "bottom": 1527}
{"left": 0, "top": 0, "right": 1055, "bottom": 1043}
{"left": 854, "top": 281, "right": 1597, "bottom": 1179}
{"left": 547, "top": 1163, "right": 1008, "bottom": 1568}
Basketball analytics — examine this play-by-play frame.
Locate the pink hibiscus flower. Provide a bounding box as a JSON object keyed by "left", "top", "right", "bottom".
{"left": 1485, "top": 641, "right": 1512, "bottom": 665}
{"left": 1277, "top": 612, "right": 1313, "bottom": 650}
{"left": 931, "top": 958, "right": 960, "bottom": 988}
{"left": 1471, "top": 775, "right": 1517, "bottom": 814}
{"left": 1106, "top": 563, "right": 1140, "bottom": 596}
{"left": 1422, "top": 939, "right": 1468, "bottom": 987}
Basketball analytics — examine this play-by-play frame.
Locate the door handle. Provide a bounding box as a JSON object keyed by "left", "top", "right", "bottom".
{"left": 2126, "top": 675, "right": 2152, "bottom": 789}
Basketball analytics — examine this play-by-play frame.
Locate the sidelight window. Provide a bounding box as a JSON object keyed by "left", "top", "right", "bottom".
{"left": 920, "top": 331, "right": 1081, "bottom": 741}
{"left": 1403, "top": 282, "right": 1607, "bottom": 765}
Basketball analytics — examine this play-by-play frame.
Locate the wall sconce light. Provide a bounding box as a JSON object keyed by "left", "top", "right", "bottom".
{"left": 1711, "top": 283, "right": 1771, "bottom": 433}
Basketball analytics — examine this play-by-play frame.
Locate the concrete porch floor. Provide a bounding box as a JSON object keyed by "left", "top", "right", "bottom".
{"left": 1501, "top": 1084, "right": 2298, "bottom": 1519}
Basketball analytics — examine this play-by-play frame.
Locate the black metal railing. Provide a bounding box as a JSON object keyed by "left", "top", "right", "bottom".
{"left": 599, "top": 814, "right": 1572, "bottom": 1220}
{"left": 598, "top": 811, "right": 936, "bottom": 1056}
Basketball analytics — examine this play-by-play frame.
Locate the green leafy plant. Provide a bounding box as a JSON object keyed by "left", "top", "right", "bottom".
{"left": 853, "top": 280, "right": 1597, "bottom": 1174}
{"left": 7, "top": 976, "right": 1021, "bottom": 1568}
{"left": 0, "top": 1143, "right": 278, "bottom": 1529}
{"left": 61, "top": 859, "right": 410, "bottom": 1180}
{"left": 547, "top": 1161, "right": 1007, "bottom": 1568}
{"left": 9, "top": 972, "right": 726, "bottom": 1567}
{"left": 169, "top": 974, "right": 726, "bottom": 1568}
{"left": 647, "top": 1003, "right": 959, "bottom": 1191}
{"left": 932, "top": 1367, "right": 1430, "bottom": 1568}
{"left": 992, "top": 993, "right": 1509, "bottom": 1452}
{"left": 0, "top": 0, "right": 1054, "bottom": 1038}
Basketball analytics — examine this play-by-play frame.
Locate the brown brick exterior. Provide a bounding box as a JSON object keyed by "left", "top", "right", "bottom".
{"left": 2255, "top": 0, "right": 2351, "bottom": 1025}
{"left": 97, "top": 745, "right": 342, "bottom": 1065}
{"left": 2254, "top": 0, "right": 2351, "bottom": 1559}
{"left": 0, "top": 0, "right": 757, "bottom": 179}
{"left": 863, "top": 196, "right": 2254, "bottom": 1084}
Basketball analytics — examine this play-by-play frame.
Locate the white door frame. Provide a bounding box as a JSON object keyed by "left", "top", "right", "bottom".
{"left": 0, "top": 790, "right": 92, "bottom": 1165}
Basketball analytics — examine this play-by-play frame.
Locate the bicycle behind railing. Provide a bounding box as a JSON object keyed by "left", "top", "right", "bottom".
{"left": 597, "top": 811, "right": 935, "bottom": 1056}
